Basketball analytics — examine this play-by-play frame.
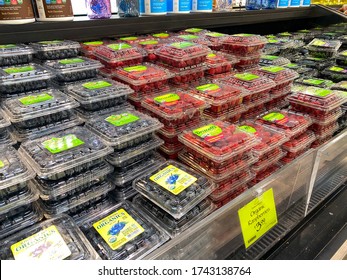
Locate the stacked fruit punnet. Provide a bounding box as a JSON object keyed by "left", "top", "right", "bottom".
{"left": 204, "top": 51, "right": 239, "bottom": 78}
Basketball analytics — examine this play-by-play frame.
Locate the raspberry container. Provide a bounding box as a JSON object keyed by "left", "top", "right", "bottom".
{"left": 251, "top": 147, "right": 286, "bottom": 173}
{"left": 290, "top": 106, "right": 343, "bottom": 126}
{"left": 259, "top": 55, "right": 291, "bottom": 66}
{"left": 0, "top": 63, "right": 53, "bottom": 95}
{"left": 18, "top": 126, "right": 113, "bottom": 179}
{"left": 85, "top": 108, "right": 163, "bottom": 149}
{"left": 203, "top": 104, "right": 246, "bottom": 121}
{"left": 178, "top": 120, "right": 259, "bottom": 163}
{"left": 112, "top": 63, "right": 174, "bottom": 96}
{"left": 64, "top": 78, "right": 133, "bottom": 111}
{"left": 43, "top": 57, "right": 102, "bottom": 84}
{"left": 0, "top": 215, "right": 100, "bottom": 260}
{"left": 256, "top": 110, "right": 313, "bottom": 138}
{"left": 322, "top": 65, "right": 347, "bottom": 82}
{"left": 151, "top": 32, "right": 175, "bottom": 39}
{"left": 205, "top": 52, "right": 238, "bottom": 76}
{"left": 281, "top": 146, "right": 311, "bottom": 164}
{"left": 306, "top": 39, "right": 342, "bottom": 58}
{"left": 180, "top": 28, "right": 209, "bottom": 35}
{"left": 233, "top": 54, "right": 261, "bottom": 69}
{"left": 79, "top": 201, "right": 169, "bottom": 260}
{"left": 310, "top": 122, "right": 339, "bottom": 138}
{"left": 30, "top": 40, "right": 81, "bottom": 60}
{"left": 111, "top": 182, "right": 138, "bottom": 202}
{"left": 118, "top": 36, "right": 147, "bottom": 44}
{"left": 133, "top": 160, "right": 216, "bottom": 219}
{"left": 295, "top": 77, "right": 334, "bottom": 88}
{"left": 80, "top": 40, "right": 105, "bottom": 59}
{"left": 168, "top": 65, "right": 206, "bottom": 86}
{"left": 155, "top": 42, "right": 210, "bottom": 69}
{"left": 133, "top": 195, "right": 216, "bottom": 238}
{"left": 213, "top": 185, "right": 248, "bottom": 208}
{"left": 158, "top": 144, "right": 182, "bottom": 160}
{"left": 297, "top": 56, "right": 334, "bottom": 71}
{"left": 136, "top": 39, "right": 165, "bottom": 62}
{"left": 93, "top": 43, "right": 144, "bottom": 68}
{"left": 311, "top": 134, "right": 334, "bottom": 149}
{"left": 265, "top": 94, "right": 290, "bottom": 111}
{"left": 221, "top": 34, "right": 267, "bottom": 56}
{"left": 250, "top": 164, "right": 282, "bottom": 185}
{"left": 106, "top": 135, "right": 164, "bottom": 167}
{"left": 282, "top": 130, "right": 316, "bottom": 154}
{"left": 0, "top": 44, "right": 35, "bottom": 67}
{"left": 203, "top": 32, "right": 229, "bottom": 51}
{"left": 238, "top": 121, "right": 288, "bottom": 158}
{"left": 241, "top": 104, "right": 267, "bottom": 120}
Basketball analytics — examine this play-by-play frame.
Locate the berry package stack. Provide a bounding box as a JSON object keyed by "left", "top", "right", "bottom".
{"left": 204, "top": 51, "right": 238, "bottom": 79}
{"left": 178, "top": 121, "right": 259, "bottom": 208}
{"left": 331, "top": 81, "right": 347, "bottom": 134}
{"left": 85, "top": 108, "right": 165, "bottom": 202}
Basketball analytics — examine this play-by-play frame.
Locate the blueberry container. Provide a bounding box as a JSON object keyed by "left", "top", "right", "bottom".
{"left": 0, "top": 129, "right": 16, "bottom": 147}
{"left": 306, "top": 39, "right": 341, "bottom": 59}
{"left": 283, "top": 63, "right": 318, "bottom": 77}
{"left": 79, "top": 201, "right": 169, "bottom": 260}
{"left": 111, "top": 181, "right": 138, "bottom": 201}
{"left": 0, "top": 109, "right": 11, "bottom": 129}
{"left": 259, "top": 55, "right": 291, "bottom": 66}
{"left": 297, "top": 56, "right": 334, "bottom": 71}
{"left": 30, "top": 40, "right": 81, "bottom": 60}
{"left": 0, "top": 214, "right": 100, "bottom": 260}
{"left": 0, "top": 44, "right": 35, "bottom": 67}
{"left": 322, "top": 65, "right": 347, "bottom": 82}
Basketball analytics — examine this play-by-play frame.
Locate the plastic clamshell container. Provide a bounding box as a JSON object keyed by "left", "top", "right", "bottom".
{"left": 85, "top": 108, "right": 163, "bottom": 149}
{"left": 251, "top": 147, "right": 286, "bottom": 173}
{"left": 322, "top": 65, "right": 347, "bottom": 82}
{"left": 79, "top": 201, "right": 169, "bottom": 260}
{"left": 180, "top": 28, "right": 209, "bottom": 35}
{"left": 0, "top": 63, "right": 53, "bottom": 95}
{"left": 111, "top": 182, "right": 138, "bottom": 201}
{"left": 155, "top": 42, "right": 210, "bottom": 69}
{"left": 0, "top": 110, "right": 11, "bottom": 129}
{"left": 109, "top": 152, "right": 166, "bottom": 187}
{"left": 80, "top": 40, "right": 105, "bottom": 56}
{"left": 75, "top": 103, "right": 133, "bottom": 121}
{"left": 331, "top": 80, "right": 347, "bottom": 91}
{"left": 237, "top": 121, "right": 289, "bottom": 158}
{"left": 0, "top": 129, "right": 16, "bottom": 147}
{"left": 18, "top": 126, "right": 113, "bottom": 178}
{"left": 335, "top": 50, "right": 347, "bottom": 66}
{"left": 300, "top": 107, "right": 343, "bottom": 126}
{"left": 167, "top": 64, "right": 206, "bottom": 86}
{"left": 0, "top": 214, "right": 100, "bottom": 260}
{"left": 2, "top": 88, "right": 79, "bottom": 123}
{"left": 297, "top": 56, "right": 334, "bottom": 71}
{"left": 306, "top": 39, "right": 342, "bottom": 58}
{"left": 0, "top": 146, "right": 35, "bottom": 191}
{"left": 252, "top": 66, "right": 299, "bottom": 88}
{"left": 250, "top": 163, "right": 282, "bottom": 185}
{"left": 205, "top": 52, "right": 238, "bottom": 75}
{"left": 282, "top": 130, "right": 316, "bottom": 153}
{"left": 178, "top": 120, "right": 259, "bottom": 163}
{"left": 221, "top": 34, "right": 267, "bottom": 55}
{"left": 259, "top": 55, "right": 291, "bottom": 66}
{"left": 133, "top": 160, "right": 216, "bottom": 219}
{"left": 256, "top": 110, "right": 313, "bottom": 138}
{"left": 287, "top": 87, "right": 346, "bottom": 112}
{"left": 133, "top": 194, "right": 216, "bottom": 238}
{"left": 233, "top": 53, "right": 261, "bottom": 67}
{"left": 93, "top": 43, "right": 144, "bottom": 68}
{"left": 29, "top": 40, "right": 81, "bottom": 60}
{"left": 0, "top": 44, "right": 35, "bottom": 67}
{"left": 43, "top": 57, "right": 102, "bottom": 83}
{"left": 295, "top": 77, "right": 334, "bottom": 89}
{"left": 310, "top": 122, "right": 339, "bottom": 138}
{"left": 283, "top": 63, "right": 318, "bottom": 76}
{"left": 106, "top": 135, "right": 164, "bottom": 167}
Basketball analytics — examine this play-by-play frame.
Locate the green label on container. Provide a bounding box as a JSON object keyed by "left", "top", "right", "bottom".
{"left": 341, "top": 51, "right": 347, "bottom": 57}
{"left": 311, "top": 39, "right": 329, "bottom": 47}
{"left": 139, "top": 40, "right": 158, "bottom": 45}
{"left": 185, "top": 28, "right": 203, "bottom": 33}
{"left": 262, "top": 112, "right": 286, "bottom": 122}
{"left": 83, "top": 41, "right": 103, "bottom": 46}
{"left": 196, "top": 83, "right": 220, "bottom": 92}
{"left": 302, "top": 78, "right": 325, "bottom": 85}
{"left": 154, "top": 93, "right": 180, "bottom": 104}
{"left": 0, "top": 44, "right": 16, "bottom": 49}
{"left": 298, "top": 29, "right": 310, "bottom": 33}
{"left": 19, "top": 93, "right": 53, "bottom": 106}
{"left": 193, "top": 124, "right": 223, "bottom": 143}
{"left": 261, "top": 66, "right": 285, "bottom": 73}
{"left": 4, "top": 66, "right": 34, "bottom": 74}
{"left": 0, "top": 160, "right": 4, "bottom": 168}
{"left": 329, "top": 66, "right": 347, "bottom": 73}
{"left": 123, "top": 66, "right": 147, "bottom": 72}
{"left": 306, "top": 88, "right": 332, "bottom": 98}
{"left": 234, "top": 73, "right": 259, "bottom": 81}
{"left": 107, "top": 43, "right": 132, "bottom": 50}
{"left": 178, "top": 35, "right": 199, "bottom": 40}
{"left": 266, "top": 35, "right": 277, "bottom": 39}
{"left": 233, "top": 34, "right": 254, "bottom": 37}
{"left": 106, "top": 113, "right": 140, "bottom": 126}
{"left": 338, "top": 81, "right": 347, "bottom": 89}
{"left": 268, "top": 39, "right": 279, "bottom": 43}
{"left": 170, "top": 42, "right": 195, "bottom": 49}
{"left": 279, "top": 32, "right": 292, "bottom": 36}
{"left": 42, "top": 134, "right": 85, "bottom": 154}
{"left": 238, "top": 125, "right": 257, "bottom": 134}
{"left": 286, "top": 63, "right": 298, "bottom": 68}
{"left": 120, "top": 36, "right": 138, "bottom": 41}
{"left": 262, "top": 55, "right": 279, "bottom": 61}
{"left": 207, "top": 53, "right": 216, "bottom": 58}
{"left": 205, "top": 32, "right": 225, "bottom": 38}
{"left": 82, "top": 81, "right": 112, "bottom": 90}
{"left": 38, "top": 40, "right": 62, "bottom": 45}
{"left": 309, "top": 57, "right": 324, "bottom": 61}
{"left": 152, "top": 33, "right": 169, "bottom": 38}
{"left": 59, "top": 58, "right": 85, "bottom": 65}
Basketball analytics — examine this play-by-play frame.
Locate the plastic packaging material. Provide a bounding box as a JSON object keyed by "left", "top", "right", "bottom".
{"left": 205, "top": 52, "right": 238, "bottom": 76}
{"left": 86, "top": 0, "right": 111, "bottom": 19}
{"left": 0, "top": 214, "right": 100, "bottom": 260}
{"left": 151, "top": 32, "right": 175, "bottom": 39}
{"left": 85, "top": 108, "right": 163, "bottom": 149}
{"left": 263, "top": 38, "right": 295, "bottom": 55}
{"left": 108, "top": 152, "right": 166, "bottom": 187}
{"left": 0, "top": 129, "right": 16, "bottom": 147}
{"left": 310, "top": 122, "right": 339, "bottom": 138}
{"left": 238, "top": 121, "right": 288, "bottom": 158}
{"left": 135, "top": 39, "right": 167, "bottom": 62}
{"left": 251, "top": 147, "right": 286, "bottom": 173}
{"left": 202, "top": 103, "right": 246, "bottom": 121}
{"left": 80, "top": 41, "right": 106, "bottom": 59}
{"left": 155, "top": 42, "right": 210, "bottom": 69}
{"left": 283, "top": 63, "right": 318, "bottom": 78}
{"left": 93, "top": 43, "right": 144, "bottom": 68}
{"left": 64, "top": 78, "right": 133, "bottom": 111}
{"left": 0, "top": 63, "right": 53, "bottom": 95}
{"left": 290, "top": 106, "right": 343, "bottom": 126}
{"left": 294, "top": 77, "right": 334, "bottom": 89}
{"left": 0, "top": 203, "right": 43, "bottom": 240}
{"left": 0, "top": 110, "right": 11, "bottom": 129}
{"left": 133, "top": 160, "right": 216, "bottom": 219}
{"left": 250, "top": 163, "right": 281, "bottom": 185}
{"left": 0, "top": 44, "right": 35, "bottom": 67}
{"left": 259, "top": 55, "right": 291, "bottom": 66}
{"left": 178, "top": 121, "right": 259, "bottom": 163}
{"left": 282, "top": 130, "right": 316, "bottom": 153}
{"left": 241, "top": 104, "right": 266, "bottom": 121}
{"left": 43, "top": 57, "right": 102, "bottom": 84}
{"left": 33, "top": 160, "right": 114, "bottom": 201}
{"left": 106, "top": 135, "right": 164, "bottom": 167}
{"left": 295, "top": 30, "right": 316, "bottom": 43}
{"left": 288, "top": 87, "right": 346, "bottom": 112}
{"left": 221, "top": 34, "right": 267, "bottom": 56}
{"left": 306, "top": 39, "right": 342, "bottom": 59}
{"left": 322, "top": 65, "right": 347, "bottom": 82}
{"left": 168, "top": 65, "right": 206, "bottom": 86}
{"left": 265, "top": 93, "right": 290, "bottom": 111}
{"left": 158, "top": 143, "right": 183, "bottom": 160}
{"left": 316, "top": 32, "right": 341, "bottom": 41}
{"left": 2, "top": 88, "right": 79, "bottom": 124}
{"left": 338, "top": 35, "right": 347, "bottom": 46}
{"left": 117, "top": 36, "right": 148, "bottom": 44}
{"left": 280, "top": 145, "right": 311, "bottom": 164}
{"left": 18, "top": 126, "right": 113, "bottom": 179}
{"left": 112, "top": 63, "right": 174, "bottom": 95}
{"left": 133, "top": 194, "right": 215, "bottom": 238}
{"left": 232, "top": 53, "right": 261, "bottom": 69}
{"left": 75, "top": 103, "right": 133, "bottom": 122}
{"left": 202, "top": 32, "right": 229, "bottom": 51}
{"left": 297, "top": 56, "right": 334, "bottom": 71}
{"left": 180, "top": 28, "right": 209, "bottom": 35}
{"left": 30, "top": 40, "right": 80, "bottom": 60}
{"left": 111, "top": 182, "right": 138, "bottom": 201}
{"left": 331, "top": 81, "right": 347, "bottom": 92}
{"left": 213, "top": 185, "right": 248, "bottom": 209}
{"left": 256, "top": 110, "right": 313, "bottom": 138}
{"left": 80, "top": 201, "right": 169, "bottom": 260}
{"left": 311, "top": 134, "right": 333, "bottom": 149}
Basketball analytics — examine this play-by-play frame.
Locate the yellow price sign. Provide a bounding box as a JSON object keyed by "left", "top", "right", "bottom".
{"left": 238, "top": 188, "right": 278, "bottom": 249}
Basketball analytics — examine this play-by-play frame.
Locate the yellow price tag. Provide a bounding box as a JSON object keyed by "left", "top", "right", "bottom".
{"left": 238, "top": 188, "right": 278, "bottom": 249}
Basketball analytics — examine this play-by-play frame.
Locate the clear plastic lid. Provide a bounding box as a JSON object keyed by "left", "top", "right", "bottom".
{"left": 133, "top": 195, "right": 216, "bottom": 238}
{"left": 295, "top": 77, "right": 334, "bottom": 88}
{"left": 181, "top": 28, "right": 209, "bottom": 35}
{"left": 282, "top": 130, "right": 316, "bottom": 153}
{"left": 151, "top": 32, "right": 174, "bottom": 39}
{"left": 111, "top": 182, "right": 138, "bottom": 201}
{"left": 0, "top": 214, "right": 100, "bottom": 260}
{"left": 297, "top": 56, "right": 334, "bottom": 70}
{"left": 0, "top": 109, "right": 11, "bottom": 129}
{"left": 80, "top": 40, "right": 105, "bottom": 53}
{"left": 18, "top": 126, "right": 113, "bottom": 178}
{"left": 256, "top": 110, "right": 313, "bottom": 138}
{"left": 112, "top": 63, "right": 174, "bottom": 86}
{"left": 2, "top": 88, "right": 79, "bottom": 123}
{"left": 222, "top": 34, "right": 267, "bottom": 46}
{"left": 306, "top": 39, "right": 341, "bottom": 58}
{"left": 251, "top": 147, "right": 286, "bottom": 173}
{"left": 322, "top": 65, "right": 347, "bottom": 81}
{"left": 43, "top": 57, "right": 102, "bottom": 75}
{"left": 313, "top": 122, "right": 339, "bottom": 139}
{"left": 0, "top": 146, "right": 35, "bottom": 191}
{"left": 331, "top": 80, "right": 347, "bottom": 91}
{"left": 288, "top": 87, "right": 346, "bottom": 111}
{"left": 259, "top": 55, "right": 291, "bottom": 66}
{"left": 178, "top": 120, "right": 259, "bottom": 163}
{"left": 85, "top": 108, "right": 163, "bottom": 148}
{"left": 0, "top": 44, "right": 35, "bottom": 66}
{"left": 252, "top": 66, "right": 299, "bottom": 87}
{"left": 65, "top": 77, "right": 133, "bottom": 105}
{"left": 238, "top": 121, "right": 289, "bottom": 158}
{"left": 205, "top": 51, "right": 238, "bottom": 67}
{"left": 79, "top": 201, "right": 169, "bottom": 260}
{"left": 0, "top": 129, "right": 16, "bottom": 147}
{"left": 75, "top": 103, "right": 133, "bottom": 121}
{"left": 30, "top": 40, "right": 81, "bottom": 53}
{"left": 133, "top": 160, "right": 216, "bottom": 219}
{"left": 118, "top": 36, "right": 147, "bottom": 44}
{"left": 106, "top": 135, "right": 164, "bottom": 167}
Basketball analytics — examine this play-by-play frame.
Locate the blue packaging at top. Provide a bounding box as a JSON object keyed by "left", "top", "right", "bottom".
{"left": 262, "top": 0, "right": 277, "bottom": 9}
{"left": 140, "top": 0, "right": 167, "bottom": 14}
{"left": 277, "top": 0, "right": 288, "bottom": 7}
{"left": 245, "top": 0, "right": 262, "bottom": 10}
{"left": 301, "top": 0, "right": 310, "bottom": 6}
{"left": 167, "top": 0, "right": 192, "bottom": 12}
{"left": 192, "top": 0, "right": 213, "bottom": 11}
{"left": 289, "top": 0, "right": 300, "bottom": 6}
